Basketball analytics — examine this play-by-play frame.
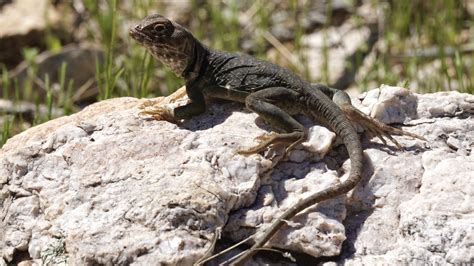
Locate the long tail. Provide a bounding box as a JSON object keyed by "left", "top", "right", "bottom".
{"left": 230, "top": 93, "right": 364, "bottom": 265}
{"left": 312, "top": 96, "right": 364, "bottom": 193}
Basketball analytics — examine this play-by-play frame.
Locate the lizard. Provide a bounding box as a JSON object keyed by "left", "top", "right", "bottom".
{"left": 129, "top": 14, "right": 424, "bottom": 265}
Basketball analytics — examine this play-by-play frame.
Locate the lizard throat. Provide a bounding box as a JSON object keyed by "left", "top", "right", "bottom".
{"left": 149, "top": 40, "right": 206, "bottom": 81}
{"left": 150, "top": 46, "right": 188, "bottom": 77}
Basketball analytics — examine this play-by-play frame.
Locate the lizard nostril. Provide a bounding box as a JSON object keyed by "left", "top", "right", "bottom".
{"left": 131, "top": 25, "right": 141, "bottom": 32}
{"left": 129, "top": 25, "right": 142, "bottom": 38}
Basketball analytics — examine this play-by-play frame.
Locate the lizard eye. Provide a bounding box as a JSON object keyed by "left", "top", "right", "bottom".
{"left": 153, "top": 23, "right": 166, "bottom": 34}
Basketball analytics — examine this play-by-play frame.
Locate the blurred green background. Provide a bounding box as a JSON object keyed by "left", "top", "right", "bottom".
{"left": 0, "top": 0, "right": 472, "bottom": 147}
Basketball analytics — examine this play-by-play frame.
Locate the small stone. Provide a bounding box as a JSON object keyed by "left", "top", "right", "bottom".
{"left": 446, "top": 135, "right": 462, "bottom": 150}
{"left": 368, "top": 85, "right": 418, "bottom": 124}
{"left": 302, "top": 125, "right": 336, "bottom": 156}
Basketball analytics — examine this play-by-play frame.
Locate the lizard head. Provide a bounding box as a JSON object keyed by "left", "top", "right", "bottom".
{"left": 130, "top": 14, "right": 197, "bottom": 78}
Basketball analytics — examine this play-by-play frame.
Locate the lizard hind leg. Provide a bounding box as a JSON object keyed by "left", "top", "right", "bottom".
{"left": 238, "top": 87, "right": 307, "bottom": 155}
{"left": 331, "top": 90, "right": 426, "bottom": 149}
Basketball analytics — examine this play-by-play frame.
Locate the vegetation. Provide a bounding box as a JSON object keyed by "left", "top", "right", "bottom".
{"left": 0, "top": 0, "right": 472, "bottom": 147}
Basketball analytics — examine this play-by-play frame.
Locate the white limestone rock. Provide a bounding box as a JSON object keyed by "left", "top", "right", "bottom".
{"left": 1, "top": 86, "right": 473, "bottom": 265}
{"left": 0, "top": 88, "right": 345, "bottom": 265}
{"left": 341, "top": 86, "right": 473, "bottom": 265}
{"left": 361, "top": 84, "right": 419, "bottom": 124}
{"left": 225, "top": 162, "right": 347, "bottom": 258}
{"left": 0, "top": 93, "right": 271, "bottom": 265}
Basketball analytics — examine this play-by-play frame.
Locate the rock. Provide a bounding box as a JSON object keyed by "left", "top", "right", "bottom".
{"left": 1, "top": 86, "right": 473, "bottom": 265}
{"left": 0, "top": 0, "right": 64, "bottom": 68}
{"left": 341, "top": 87, "right": 473, "bottom": 265}
{"left": 0, "top": 91, "right": 270, "bottom": 265}
{"left": 4, "top": 44, "right": 105, "bottom": 106}
{"left": 224, "top": 162, "right": 348, "bottom": 258}
{"left": 302, "top": 3, "right": 378, "bottom": 88}
{"left": 362, "top": 84, "right": 419, "bottom": 124}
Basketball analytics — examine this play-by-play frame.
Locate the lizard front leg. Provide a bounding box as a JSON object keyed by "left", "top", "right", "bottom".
{"left": 238, "top": 87, "right": 307, "bottom": 155}
{"left": 140, "top": 84, "right": 206, "bottom": 123}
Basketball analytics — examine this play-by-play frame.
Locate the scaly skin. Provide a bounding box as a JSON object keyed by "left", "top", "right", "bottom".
{"left": 130, "top": 14, "right": 423, "bottom": 265}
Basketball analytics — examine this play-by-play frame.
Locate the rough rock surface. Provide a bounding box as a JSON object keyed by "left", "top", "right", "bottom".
{"left": 1, "top": 86, "right": 473, "bottom": 265}
{"left": 342, "top": 88, "right": 474, "bottom": 265}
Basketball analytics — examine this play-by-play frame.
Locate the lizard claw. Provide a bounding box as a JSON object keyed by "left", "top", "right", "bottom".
{"left": 139, "top": 106, "right": 178, "bottom": 124}
{"left": 238, "top": 133, "right": 279, "bottom": 155}
{"left": 238, "top": 132, "right": 306, "bottom": 156}
{"left": 340, "top": 104, "right": 426, "bottom": 149}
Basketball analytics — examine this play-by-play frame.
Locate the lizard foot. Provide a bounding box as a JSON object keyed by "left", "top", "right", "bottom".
{"left": 138, "top": 106, "right": 178, "bottom": 124}
{"left": 340, "top": 104, "right": 426, "bottom": 149}
{"left": 238, "top": 132, "right": 305, "bottom": 155}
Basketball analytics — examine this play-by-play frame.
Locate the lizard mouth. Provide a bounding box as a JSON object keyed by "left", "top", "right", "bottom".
{"left": 129, "top": 27, "right": 153, "bottom": 44}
